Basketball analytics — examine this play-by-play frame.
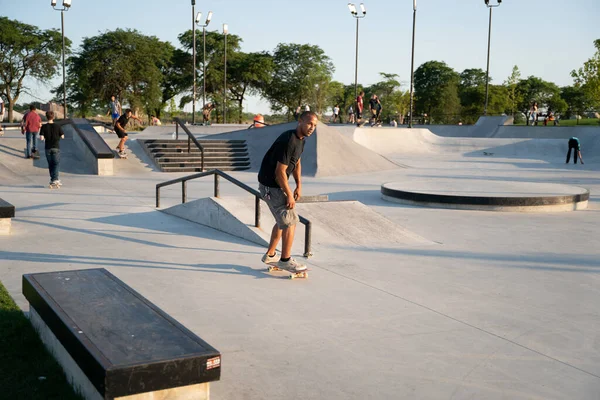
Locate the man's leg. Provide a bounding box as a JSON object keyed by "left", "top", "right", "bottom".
{"left": 32, "top": 132, "right": 38, "bottom": 154}
{"left": 280, "top": 224, "right": 296, "bottom": 259}
{"left": 267, "top": 224, "right": 282, "bottom": 256}
{"left": 566, "top": 148, "right": 571, "bottom": 163}
{"left": 118, "top": 135, "right": 128, "bottom": 152}
{"left": 25, "top": 131, "right": 32, "bottom": 157}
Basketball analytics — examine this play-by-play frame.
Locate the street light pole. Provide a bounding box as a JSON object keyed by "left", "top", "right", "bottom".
{"left": 192, "top": 1, "right": 196, "bottom": 124}
{"left": 223, "top": 24, "right": 228, "bottom": 124}
{"left": 196, "top": 11, "right": 212, "bottom": 117}
{"left": 51, "top": 0, "right": 71, "bottom": 119}
{"left": 409, "top": 0, "right": 417, "bottom": 128}
{"left": 348, "top": 3, "right": 366, "bottom": 102}
{"left": 484, "top": 0, "right": 501, "bottom": 116}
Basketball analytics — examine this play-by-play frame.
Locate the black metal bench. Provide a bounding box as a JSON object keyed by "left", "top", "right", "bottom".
{"left": 23, "top": 268, "right": 221, "bottom": 399}
{"left": 0, "top": 198, "right": 15, "bottom": 235}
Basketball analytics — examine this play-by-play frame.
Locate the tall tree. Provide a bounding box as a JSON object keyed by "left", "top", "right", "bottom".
{"left": 414, "top": 61, "right": 460, "bottom": 123}
{"left": 571, "top": 39, "right": 600, "bottom": 110}
{"left": 515, "top": 76, "right": 562, "bottom": 123}
{"left": 263, "top": 43, "right": 334, "bottom": 117}
{"left": 72, "top": 29, "right": 172, "bottom": 117}
{"left": 227, "top": 51, "right": 274, "bottom": 123}
{"left": 458, "top": 68, "right": 487, "bottom": 122}
{"left": 0, "top": 17, "right": 69, "bottom": 121}
{"left": 503, "top": 65, "right": 522, "bottom": 118}
{"left": 561, "top": 85, "right": 590, "bottom": 118}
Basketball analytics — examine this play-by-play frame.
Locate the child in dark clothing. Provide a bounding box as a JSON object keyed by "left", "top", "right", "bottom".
{"left": 39, "top": 111, "right": 65, "bottom": 187}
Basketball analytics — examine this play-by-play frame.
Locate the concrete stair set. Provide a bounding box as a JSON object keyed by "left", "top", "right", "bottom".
{"left": 141, "top": 139, "right": 250, "bottom": 172}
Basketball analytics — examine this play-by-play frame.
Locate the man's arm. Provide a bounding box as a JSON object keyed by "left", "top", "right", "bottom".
{"left": 578, "top": 150, "right": 584, "bottom": 164}
{"left": 275, "top": 162, "right": 295, "bottom": 209}
{"left": 293, "top": 159, "right": 302, "bottom": 200}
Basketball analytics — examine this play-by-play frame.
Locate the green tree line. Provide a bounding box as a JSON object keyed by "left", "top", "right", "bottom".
{"left": 1, "top": 16, "right": 599, "bottom": 125}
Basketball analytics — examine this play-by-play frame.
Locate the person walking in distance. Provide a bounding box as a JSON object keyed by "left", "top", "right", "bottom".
{"left": 356, "top": 91, "right": 365, "bottom": 127}
{"left": 0, "top": 96, "right": 5, "bottom": 134}
{"left": 566, "top": 137, "right": 584, "bottom": 164}
{"left": 530, "top": 101, "right": 538, "bottom": 126}
{"left": 107, "top": 95, "right": 122, "bottom": 125}
{"left": 348, "top": 104, "right": 355, "bottom": 124}
{"left": 332, "top": 104, "right": 340, "bottom": 123}
{"left": 114, "top": 108, "right": 142, "bottom": 157}
{"left": 23, "top": 104, "right": 42, "bottom": 159}
{"left": 39, "top": 111, "right": 65, "bottom": 187}
{"left": 258, "top": 111, "right": 318, "bottom": 273}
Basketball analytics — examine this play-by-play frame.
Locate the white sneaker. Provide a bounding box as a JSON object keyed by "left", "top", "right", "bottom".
{"left": 55, "top": 180, "right": 62, "bottom": 186}
{"left": 261, "top": 252, "right": 280, "bottom": 264}
{"left": 276, "top": 257, "right": 307, "bottom": 272}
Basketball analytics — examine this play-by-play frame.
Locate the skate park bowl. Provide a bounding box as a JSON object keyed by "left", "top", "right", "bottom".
{"left": 381, "top": 179, "right": 589, "bottom": 212}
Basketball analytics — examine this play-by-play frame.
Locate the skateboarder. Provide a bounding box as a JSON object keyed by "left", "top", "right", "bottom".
{"left": 566, "top": 137, "right": 584, "bottom": 164}
{"left": 356, "top": 91, "right": 365, "bottom": 127}
{"left": 258, "top": 111, "right": 317, "bottom": 273}
{"left": 202, "top": 103, "right": 215, "bottom": 125}
{"left": 23, "top": 104, "right": 42, "bottom": 159}
{"left": 39, "top": 111, "right": 65, "bottom": 187}
{"left": 114, "top": 108, "right": 142, "bottom": 157}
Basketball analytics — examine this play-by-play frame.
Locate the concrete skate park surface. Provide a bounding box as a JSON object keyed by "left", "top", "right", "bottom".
{"left": 1, "top": 120, "right": 600, "bottom": 399}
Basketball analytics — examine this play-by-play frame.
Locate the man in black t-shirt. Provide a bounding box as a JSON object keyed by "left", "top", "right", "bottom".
{"left": 258, "top": 111, "right": 318, "bottom": 273}
{"left": 114, "top": 108, "right": 142, "bottom": 156}
{"left": 39, "top": 111, "right": 65, "bottom": 186}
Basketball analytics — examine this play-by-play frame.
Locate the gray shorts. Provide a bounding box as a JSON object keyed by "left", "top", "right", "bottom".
{"left": 259, "top": 183, "right": 299, "bottom": 229}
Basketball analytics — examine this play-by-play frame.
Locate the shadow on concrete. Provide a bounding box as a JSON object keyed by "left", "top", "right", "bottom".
{"left": 0, "top": 251, "right": 272, "bottom": 279}
{"left": 16, "top": 215, "right": 259, "bottom": 252}
{"left": 332, "top": 246, "right": 600, "bottom": 274}
{"left": 89, "top": 210, "right": 264, "bottom": 247}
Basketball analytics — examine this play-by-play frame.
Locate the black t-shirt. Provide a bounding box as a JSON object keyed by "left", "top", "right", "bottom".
{"left": 115, "top": 114, "right": 129, "bottom": 132}
{"left": 39, "top": 123, "right": 64, "bottom": 150}
{"left": 258, "top": 130, "right": 306, "bottom": 188}
{"left": 369, "top": 98, "right": 379, "bottom": 110}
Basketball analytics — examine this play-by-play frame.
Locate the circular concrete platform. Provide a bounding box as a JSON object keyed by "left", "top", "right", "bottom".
{"left": 381, "top": 180, "right": 589, "bottom": 212}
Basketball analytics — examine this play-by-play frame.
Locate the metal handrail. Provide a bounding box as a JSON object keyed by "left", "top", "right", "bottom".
{"left": 156, "top": 169, "right": 313, "bottom": 257}
{"left": 173, "top": 117, "right": 205, "bottom": 172}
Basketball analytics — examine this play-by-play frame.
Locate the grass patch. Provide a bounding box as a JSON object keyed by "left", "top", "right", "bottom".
{"left": 0, "top": 281, "right": 83, "bottom": 400}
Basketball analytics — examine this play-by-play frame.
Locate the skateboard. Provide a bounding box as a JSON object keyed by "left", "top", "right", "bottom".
{"left": 114, "top": 149, "right": 128, "bottom": 159}
{"left": 32, "top": 150, "right": 40, "bottom": 159}
{"left": 267, "top": 265, "right": 308, "bottom": 279}
{"left": 49, "top": 182, "right": 60, "bottom": 190}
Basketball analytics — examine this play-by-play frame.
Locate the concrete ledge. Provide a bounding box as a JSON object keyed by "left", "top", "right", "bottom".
{"left": 23, "top": 269, "right": 220, "bottom": 399}
{"left": 382, "top": 180, "right": 589, "bottom": 212}
{"left": 0, "top": 198, "right": 15, "bottom": 235}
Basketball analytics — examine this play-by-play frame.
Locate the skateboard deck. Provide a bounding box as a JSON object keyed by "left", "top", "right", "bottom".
{"left": 267, "top": 265, "right": 308, "bottom": 279}
{"left": 114, "top": 150, "right": 128, "bottom": 159}
{"left": 48, "top": 183, "right": 60, "bottom": 190}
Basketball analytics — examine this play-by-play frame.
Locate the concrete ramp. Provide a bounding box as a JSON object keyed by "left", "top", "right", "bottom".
{"left": 162, "top": 197, "right": 268, "bottom": 247}
{"left": 352, "top": 127, "right": 600, "bottom": 163}
{"left": 162, "top": 196, "right": 433, "bottom": 251}
{"left": 204, "top": 122, "right": 398, "bottom": 177}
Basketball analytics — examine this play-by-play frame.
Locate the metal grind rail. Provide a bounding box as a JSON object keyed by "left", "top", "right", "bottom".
{"left": 156, "top": 169, "right": 313, "bottom": 257}
{"left": 173, "top": 117, "right": 205, "bottom": 171}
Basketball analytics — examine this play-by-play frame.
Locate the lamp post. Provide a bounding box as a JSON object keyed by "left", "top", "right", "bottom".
{"left": 51, "top": 0, "right": 71, "bottom": 119}
{"left": 484, "top": 0, "right": 501, "bottom": 116}
{"left": 192, "top": 1, "right": 197, "bottom": 124}
{"left": 196, "top": 10, "right": 213, "bottom": 122}
{"left": 347, "top": 3, "right": 366, "bottom": 102}
{"left": 409, "top": 0, "right": 417, "bottom": 128}
{"left": 223, "top": 24, "right": 228, "bottom": 124}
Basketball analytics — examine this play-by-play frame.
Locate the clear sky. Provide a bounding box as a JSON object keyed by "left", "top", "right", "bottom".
{"left": 3, "top": 0, "right": 599, "bottom": 114}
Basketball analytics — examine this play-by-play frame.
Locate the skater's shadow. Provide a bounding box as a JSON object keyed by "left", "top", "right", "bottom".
{"left": 0, "top": 250, "right": 277, "bottom": 279}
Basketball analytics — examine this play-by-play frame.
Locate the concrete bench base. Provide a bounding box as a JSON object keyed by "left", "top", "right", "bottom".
{"left": 30, "top": 307, "right": 210, "bottom": 400}
{"left": 0, "top": 218, "right": 11, "bottom": 235}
